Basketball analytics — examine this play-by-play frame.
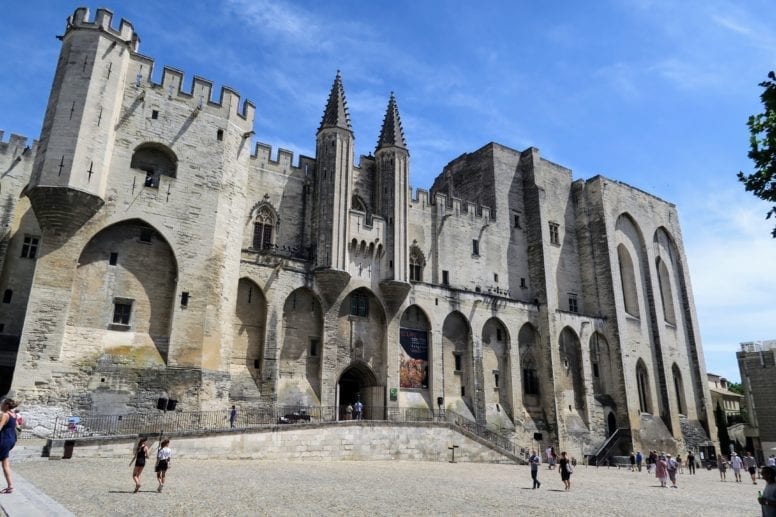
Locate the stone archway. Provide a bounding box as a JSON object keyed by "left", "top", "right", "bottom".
{"left": 337, "top": 362, "right": 381, "bottom": 420}
{"left": 607, "top": 412, "right": 617, "bottom": 436}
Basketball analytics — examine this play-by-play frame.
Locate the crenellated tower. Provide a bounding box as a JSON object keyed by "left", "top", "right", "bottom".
{"left": 375, "top": 93, "right": 409, "bottom": 282}
{"left": 312, "top": 72, "right": 354, "bottom": 272}
{"left": 27, "top": 8, "right": 137, "bottom": 235}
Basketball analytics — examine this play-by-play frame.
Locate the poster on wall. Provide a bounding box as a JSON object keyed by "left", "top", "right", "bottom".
{"left": 400, "top": 328, "right": 428, "bottom": 389}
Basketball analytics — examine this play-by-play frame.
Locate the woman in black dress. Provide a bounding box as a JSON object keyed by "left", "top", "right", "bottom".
{"left": 559, "top": 451, "right": 573, "bottom": 491}
{"left": 131, "top": 437, "right": 149, "bottom": 493}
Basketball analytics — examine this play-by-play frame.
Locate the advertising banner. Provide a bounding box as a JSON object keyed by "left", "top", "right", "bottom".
{"left": 400, "top": 328, "right": 428, "bottom": 388}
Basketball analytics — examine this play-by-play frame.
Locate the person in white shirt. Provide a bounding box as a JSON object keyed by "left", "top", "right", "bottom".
{"left": 730, "top": 453, "right": 744, "bottom": 483}
{"left": 155, "top": 439, "right": 172, "bottom": 492}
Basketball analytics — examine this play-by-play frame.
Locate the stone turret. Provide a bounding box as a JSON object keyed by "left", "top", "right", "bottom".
{"left": 27, "top": 8, "right": 137, "bottom": 236}
{"left": 376, "top": 93, "right": 411, "bottom": 310}
{"left": 313, "top": 72, "right": 354, "bottom": 299}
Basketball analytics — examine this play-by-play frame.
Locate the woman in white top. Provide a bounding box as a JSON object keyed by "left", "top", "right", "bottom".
{"left": 155, "top": 439, "right": 172, "bottom": 492}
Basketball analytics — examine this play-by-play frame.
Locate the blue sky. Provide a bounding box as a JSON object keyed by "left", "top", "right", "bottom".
{"left": 1, "top": 1, "right": 774, "bottom": 382}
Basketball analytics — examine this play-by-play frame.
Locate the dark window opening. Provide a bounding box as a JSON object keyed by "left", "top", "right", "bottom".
{"left": 442, "top": 270, "right": 449, "bottom": 286}
{"left": 350, "top": 293, "right": 369, "bottom": 317}
{"left": 592, "top": 362, "right": 600, "bottom": 378}
{"left": 410, "top": 263, "right": 422, "bottom": 282}
{"left": 472, "top": 239, "right": 479, "bottom": 255}
{"left": 453, "top": 353, "right": 462, "bottom": 371}
{"left": 513, "top": 214, "right": 521, "bottom": 228}
{"left": 144, "top": 169, "right": 158, "bottom": 188}
{"left": 2, "top": 289, "right": 12, "bottom": 304}
{"left": 112, "top": 301, "right": 132, "bottom": 325}
{"left": 253, "top": 223, "right": 273, "bottom": 250}
{"left": 21, "top": 235, "right": 39, "bottom": 259}
{"left": 549, "top": 222, "right": 560, "bottom": 245}
{"left": 216, "top": 129, "right": 224, "bottom": 141}
{"left": 181, "top": 292, "right": 189, "bottom": 307}
{"left": 520, "top": 277, "right": 527, "bottom": 288}
{"left": 109, "top": 252, "right": 118, "bottom": 265}
{"left": 309, "top": 338, "right": 320, "bottom": 357}
{"left": 460, "top": 386, "right": 466, "bottom": 397}
{"left": 494, "top": 273, "right": 498, "bottom": 283}
{"left": 151, "top": 110, "right": 159, "bottom": 120}
{"left": 568, "top": 294, "right": 578, "bottom": 313}
{"left": 139, "top": 229, "right": 153, "bottom": 243}
{"left": 494, "top": 371, "right": 500, "bottom": 388}
{"left": 523, "top": 368, "right": 539, "bottom": 395}
{"left": 496, "top": 328, "right": 502, "bottom": 341}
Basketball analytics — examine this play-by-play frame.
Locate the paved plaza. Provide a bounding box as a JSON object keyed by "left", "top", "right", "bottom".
{"left": 0, "top": 458, "right": 764, "bottom": 516}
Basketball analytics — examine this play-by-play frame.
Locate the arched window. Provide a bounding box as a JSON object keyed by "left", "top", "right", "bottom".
{"left": 351, "top": 195, "right": 367, "bottom": 213}
{"left": 618, "top": 244, "right": 639, "bottom": 317}
{"left": 672, "top": 363, "right": 686, "bottom": 415}
{"left": 656, "top": 257, "right": 676, "bottom": 324}
{"left": 636, "top": 360, "right": 651, "bottom": 414}
{"left": 130, "top": 143, "right": 177, "bottom": 189}
{"left": 253, "top": 206, "right": 276, "bottom": 250}
{"left": 409, "top": 245, "right": 425, "bottom": 282}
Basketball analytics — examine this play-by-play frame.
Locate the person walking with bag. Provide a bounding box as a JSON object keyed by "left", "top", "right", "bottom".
{"left": 0, "top": 398, "right": 19, "bottom": 494}
{"left": 559, "top": 451, "right": 573, "bottom": 491}
{"left": 130, "top": 437, "right": 149, "bottom": 493}
{"left": 155, "top": 439, "right": 172, "bottom": 492}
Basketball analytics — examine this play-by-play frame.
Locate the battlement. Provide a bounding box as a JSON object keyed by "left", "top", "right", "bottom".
{"left": 0, "top": 131, "right": 36, "bottom": 158}
{"left": 128, "top": 53, "right": 255, "bottom": 122}
{"left": 67, "top": 8, "right": 138, "bottom": 51}
{"left": 409, "top": 188, "right": 492, "bottom": 222}
{"left": 252, "top": 141, "right": 315, "bottom": 177}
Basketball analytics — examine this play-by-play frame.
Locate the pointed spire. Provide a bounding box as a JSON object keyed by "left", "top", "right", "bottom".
{"left": 318, "top": 71, "right": 352, "bottom": 133}
{"left": 376, "top": 92, "right": 407, "bottom": 150}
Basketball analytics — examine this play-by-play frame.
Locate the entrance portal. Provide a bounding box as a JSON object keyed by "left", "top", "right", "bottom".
{"left": 337, "top": 362, "right": 382, "bottom": 420}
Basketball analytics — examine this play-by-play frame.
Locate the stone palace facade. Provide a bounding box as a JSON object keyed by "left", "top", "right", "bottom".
{"left": 0, "top": 7, "right": 717, "bottom": 457}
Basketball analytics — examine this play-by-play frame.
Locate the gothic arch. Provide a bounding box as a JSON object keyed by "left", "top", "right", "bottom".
{"left": 589, "top": 331, "right": 614, "bottom": 398}
{"left": 559, "top": 327, "right": 586, "bottom": 419}
{"left": 337, "top": 288, "right": 386, "bottom": 378}
{"left": 636, "top": 358, "right": 652, "bottom": 414}
{"left": 442, "top": 311, "right": 473, "bottom": 413}
{"left": 409, "top": 244, "right": 425, "bottom": 283}
{"left": 518, "top": 323, "right": 541, "bottom": 409}
{"left": 617, "top": 244, "right": 639, "bottom": 317}
{"left": 482, "top": 317, "right": 512, "bottom": 418}
{"left": 69, "top": 219, "right": 177, "bottom": 362}
{"left": 671, "top": 362, "right": 686, "bottom": 415}
{"left": 232, "top": 278, "right": 267, "bottom": 394}
{"left": 251, "top": 203, "right": 278, "bottom": 251}
{"left": 278, "top": 287, "right": 323, "bottom": 405}
{"left": 656, "top": 257, "right": 676, "bottom": 324}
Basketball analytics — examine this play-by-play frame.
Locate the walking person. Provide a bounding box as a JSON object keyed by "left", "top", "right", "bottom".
{"left": 636, "top": 451, "right": 643, "bottom": 472}
{"left": 155, "top": 439, "right": 172, "bottom": 492}
{"left": 718, "top": 455, "right": 728, "bottom": 481}
{"left": 529, "top": 449, "right": 541, "bottom": 489}
{"left": 687, "top": 451, "right": 696, "bottom": 475}
{"left": 629, "top": 452, "right": 636, "bottom": 472}
{"left": 130, "top": 437, "right": 149, "bottom": 493}
{"left": 229, "top": 405, "right": 237, "bottom": 428}
{"left": 758, "top": 466, "right": 776, "bottom": 517}
{"left": 0, "top": 398, "right": 19, "bottom": 494}
{"left": 354, "top": 400, "right": 364, "bottom": 421}
{"left": 550, "top": 447, "right": 557, "bottom": 470}
{"left": 676, "top": 454, "right": 684, "bottom": 474}
{"left": 655, "top": 454, "right": 669, "bottom": 488}
{"left": 666, "top": 453, "right": 678, "bottom": 488}
{"left": 745, "top": 452, "right": 759, "bottom": 485}
{"left": 558, "top": 451, "right": 573, "bottom": 491}
{"left": 730, "top": 452, "right": 744, "bottom": 483}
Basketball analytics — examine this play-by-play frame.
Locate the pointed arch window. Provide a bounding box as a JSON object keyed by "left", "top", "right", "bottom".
{"left": 656, "top": 258, "right": 676, "bottom": 324}
{"left": 253, "top": 206, "right": 276, "bottom": 250}
{"left": 618, "top": 244, "right": 639, "bottom": 317}
{"left": 409, "top": 245, "right": 425, "bottom": 283}
{"left": 636, "top": 360, "right": 651, "bottom": 414}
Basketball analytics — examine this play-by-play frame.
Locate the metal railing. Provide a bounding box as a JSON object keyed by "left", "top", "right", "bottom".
{"left": 589, "top": 427, "right": 630, "bottom": 466}
{"left": 48, "top": 404, "right": 526, "bottom": 459}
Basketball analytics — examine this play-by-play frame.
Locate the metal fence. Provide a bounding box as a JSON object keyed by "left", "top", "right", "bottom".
{"left": 47, "top": 404, "right": 524, "bottom": 458}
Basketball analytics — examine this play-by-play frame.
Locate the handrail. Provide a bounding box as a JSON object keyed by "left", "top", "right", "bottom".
{"left": 590, "top": 427, "right": 630, "bottom": 465}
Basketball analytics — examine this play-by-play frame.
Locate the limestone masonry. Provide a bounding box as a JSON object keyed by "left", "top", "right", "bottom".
{"left": 0, "top": 7, "right": 717, "bottom": 459}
